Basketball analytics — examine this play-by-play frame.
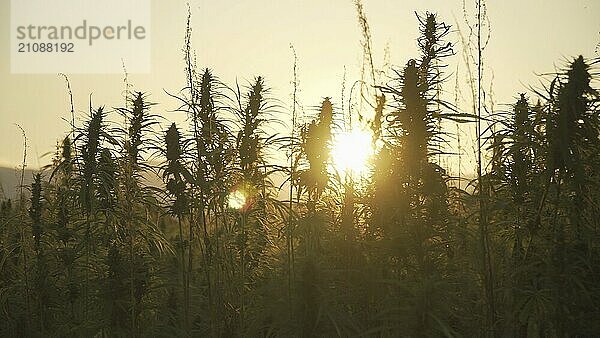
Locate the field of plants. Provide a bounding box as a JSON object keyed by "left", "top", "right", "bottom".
{"left": 1, "top": 2, "right": 599, "bottom": 337}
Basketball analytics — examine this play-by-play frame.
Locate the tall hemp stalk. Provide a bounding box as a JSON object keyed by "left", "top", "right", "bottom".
{"left": 163, "top": 122, "right": 191, "bottom": 333}
{"left": 15, "top": 124, "right": 31, "bottom": 330}
{"left": 297, "top": 98, "right": 333, "bottom": 336}
{"left": 287, "top": 44, "right": 298, "bottom": 316}
{"left": 76, "top": 106, "right": 105, "bottom": 322}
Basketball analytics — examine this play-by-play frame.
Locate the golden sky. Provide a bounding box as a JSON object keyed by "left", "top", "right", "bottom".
{"left": 0, "top": 0, "right": 598, "bottom": 168}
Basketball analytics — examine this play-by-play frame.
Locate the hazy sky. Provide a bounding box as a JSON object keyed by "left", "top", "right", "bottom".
{"left": 0, "top": 0, "right": 598, "bottom": 168}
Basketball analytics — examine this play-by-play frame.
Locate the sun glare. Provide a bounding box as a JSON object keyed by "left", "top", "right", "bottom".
{"left": 331, "top": 128, "right": 374, "bottom": 176}
{"left": 227, "top": 190, "right": 247, "bottom": 210}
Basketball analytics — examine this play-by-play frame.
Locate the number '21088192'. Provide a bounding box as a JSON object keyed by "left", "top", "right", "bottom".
{"left": 17, "top": 42, "right": 74, "bottom": 53}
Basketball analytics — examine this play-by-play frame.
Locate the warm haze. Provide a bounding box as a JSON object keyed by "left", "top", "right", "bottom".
{"left": 1, "top": 1, "right": 600, "bottom": 337}
{"left": 0, "top": 0, "right": 598, "bottom": 168}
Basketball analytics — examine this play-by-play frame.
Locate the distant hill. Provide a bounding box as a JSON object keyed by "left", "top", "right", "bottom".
{"left": 0, "top": 165, "right": 289, "bottom": 201}
{"left": 0, "top": 165, "right": 164, "bottom": 201}
{"left": 0, "top": 166, "right": 35, "bottom": 200}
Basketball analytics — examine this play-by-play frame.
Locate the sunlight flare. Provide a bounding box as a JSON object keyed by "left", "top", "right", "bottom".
{"left": 227, "top": 189, "right": 247, "bottom": 210}
{"left": 331, "top": 128, "right": 374, "bottom": 176}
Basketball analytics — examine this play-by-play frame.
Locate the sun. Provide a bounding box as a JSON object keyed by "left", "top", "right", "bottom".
{"left": 331, "top": 128, "right": 375, "bottom": 176}
{"left": 227, "top": 189, "right": 247, "bottom": 210}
